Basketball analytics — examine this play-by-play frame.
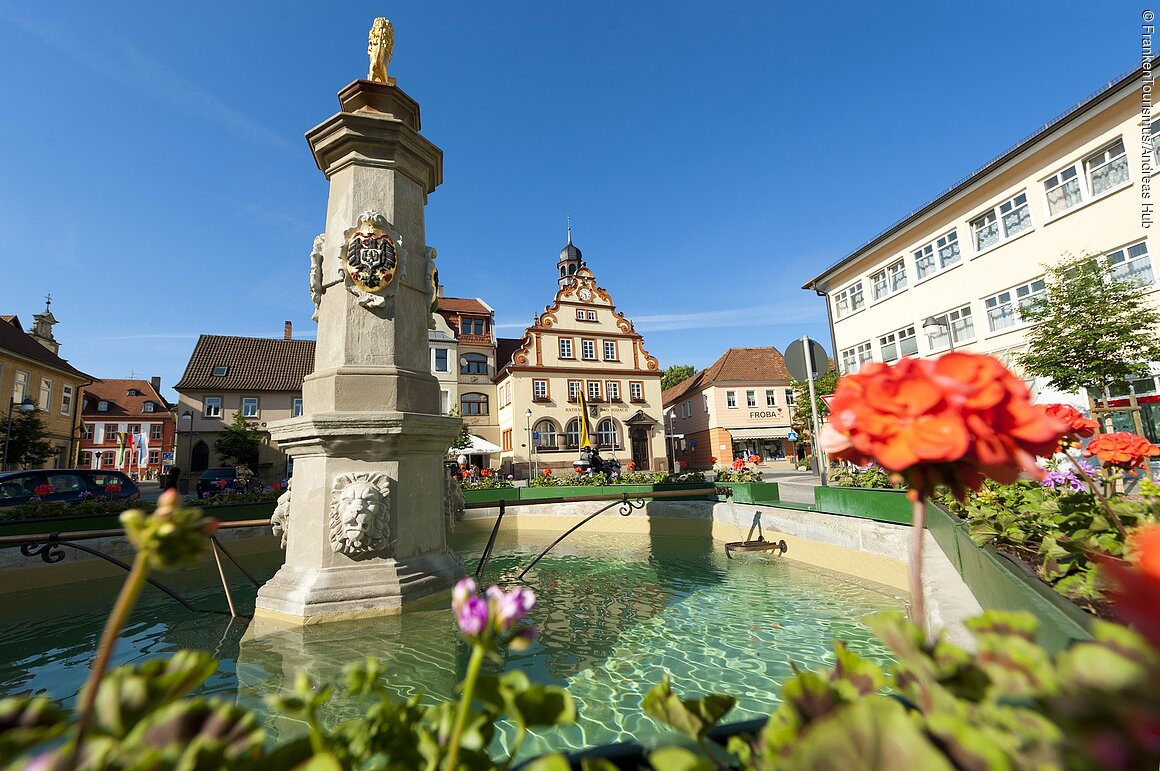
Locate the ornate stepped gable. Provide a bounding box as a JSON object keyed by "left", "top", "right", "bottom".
{"left": 507, "top": 266, "right": 660, "bottom": 372}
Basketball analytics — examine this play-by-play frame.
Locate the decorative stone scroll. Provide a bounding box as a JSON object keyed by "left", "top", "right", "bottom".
{"left": 330, "top": 472, "right": 391, "bottom": 555}
{"left": 339, "top": 210, "right": 406, "bottom": 310}
{"left": 271, "top": 479, "right": 292, "bottom": 549}
{"left": 309, "top": 234, "right": 325, "bottom": 321}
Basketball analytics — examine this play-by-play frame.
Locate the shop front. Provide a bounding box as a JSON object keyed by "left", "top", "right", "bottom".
{"left": 727, "top": 427, "right": 794, "bottom": 463}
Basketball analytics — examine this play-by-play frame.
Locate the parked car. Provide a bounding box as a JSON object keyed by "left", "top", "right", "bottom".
{"left": 0, "top": 469, "right": 141, "bottom": 510}
{"left": 196, "top": 467, "right": 260, "bottom": 498}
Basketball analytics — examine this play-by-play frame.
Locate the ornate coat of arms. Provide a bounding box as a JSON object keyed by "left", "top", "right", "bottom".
{"left": 341, "top": 210, "right": 405, "bottom": 309}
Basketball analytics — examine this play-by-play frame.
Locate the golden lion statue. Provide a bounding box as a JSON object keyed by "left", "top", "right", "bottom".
{"left": 367, "top": 17, "right": 396, "bottom": 85}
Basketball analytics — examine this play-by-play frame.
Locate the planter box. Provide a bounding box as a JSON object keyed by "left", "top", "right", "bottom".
{"left": 518, "top": 484, "right": 653, "bottom": 501}
{"left": 0, "top": 500, "right": 276, "bottom": 538}
{"left": 715, "top": 482, "right": 781, "bottom": 504}
{"left": 814, "top": 486, "right": 912, "bottom": 524}
{"left": 461, "top": 487, "right": 520, "bottom": 505}
{"left": 925, "top": 502, "right": 1092, "bottom": 653}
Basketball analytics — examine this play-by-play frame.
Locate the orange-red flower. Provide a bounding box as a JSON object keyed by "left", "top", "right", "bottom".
{"left": 1082, "top": 432, "right": 1160, "bottom": 470}
{"left": 1040, "top": 403, "right": 1100, "bottom": 450}
{"left": 731, "top": 458, "right": 746, "bottom": 470}
{"left": 1098, "top": 524, "right": 1160, "bottom": 648}
{"left": 821, "top": 353, "right": 1068, "bottom": 499}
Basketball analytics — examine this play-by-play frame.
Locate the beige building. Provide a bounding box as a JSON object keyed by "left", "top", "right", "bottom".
{"left": 174, "top": 328, "right": 313, "bottom": 487}
{"left": 494, "top": 236, "right": 667, "bottom": 474}
{"left": 428, "top": 310, "right": 458, "bottom": 415}
{"left": 805, "top": 66, "right": 1155, "bottom": 425}
{"left": 662, "top": 348, "right": 798, "bottom": 470}
{"left": 434, "top": 296, "right": 501, "bottom": 460}
{"left": 1, "top": 305, "right": 93, "bottom": 470}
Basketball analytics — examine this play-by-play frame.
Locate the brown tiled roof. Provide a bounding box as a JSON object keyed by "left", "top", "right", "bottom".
{"left": 494, "top": 337, "right": 525, "bottom": 375}
{"left": 175, "top": 335, "right": 315, "bottom": 392}
{"left": 0, "top": 313, "right": 93, "bottom": 381}
{"left": 662, "top": 347, "right": 793, "bottom": 405}
{"left": 82, "top": 379, "right": 171, "bottom": 417}
{"left": 437, "top": 297, "right": 491, "bottom": 314}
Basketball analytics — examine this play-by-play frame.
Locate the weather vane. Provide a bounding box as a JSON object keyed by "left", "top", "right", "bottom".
{"left": 367, "top": 17, "right": 396, "bottom": 85}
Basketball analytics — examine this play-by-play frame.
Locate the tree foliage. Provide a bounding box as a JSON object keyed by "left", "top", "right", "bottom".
{"left": 3, "top": 408, "right": 55, "bottom": 468}
{"left": 447, "top": 408, "right": 472, "bottom": 451}
{"left": 789, "top": 367, "right": 839, "bottom": 441}
{"left": 214, "top": 411, "right": 261, "bottom": 467}
{"left": 661, "top": 364, "right": 697, "bottom": 391}
{"left": 1019, "top": 252, "right": 1160, "bottom": 395}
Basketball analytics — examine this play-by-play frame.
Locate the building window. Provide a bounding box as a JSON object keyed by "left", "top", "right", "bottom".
{"left": 460, "top": 392, "right": 489, "bottom": 415}
{"left": 567, "top": 380, "right": 582, "bottom": 402}
{"left": 204, "top": 397, "right": 222, "bottom": 418}
{"left": 39, "top": 377, "right": 52, "bottom": 411}
{"left": 559, "top": 338, "right": 573, "bottom": 359}
{"left": 460, "top": 317, "right": 485, "bottom": 336}
{"left": 61, "top": 385, "right": 73, "bottom": 416}
{"left": 143, "top": 402, "right": 155, "bottom": 413}
{"left": 766, "top": 389, "right": 777, "bottom": 407}
{"left": 440, "top": 390, "right": 450, "bottom": 413}
{"left": 972, "top": 192, "right": 1031, "bottom": 252}
{"left": 726, "top": 390, "right": 737, "bottom": 408}
{"left": 603, "top": 340, "right": 618, "bottom": 360}
{"left": 13, "top": 370, "right": 28, "bottom": 402}
{"left": 534, "top": 420, "right": 557, "bottom": 449}
{"left": 913, "top": 230, "right": 961, "bottom": 280}
{"left": 502, "top": 429, "right": 512, "bottom": 452}
{"left": 596, "top": 418, "right": 620, "bottom": 449}
{"left": 150, "top": 424, "right": 163, "bottom": 440}
{"left": 79, "top": 451, "right": 91, "bottom": 466}
{"left": 878, "top": 325, "right": 918, "bottom": 362}
{"left": 127, "top": 424, "right": 141, "bottom": 437}
{"left": 607, "top": 381, "right": 621, "bottom": 401}
{"left": 927, "top": 305, "right": 976, "bottom": 350}
{"left": 292, "top": 398, "right": 304, "bottom": 417}
{"left": 703, "top": 393, "right": 709, "bottom": 411}
{"left": 105, "top": 425, "right": 120, "bottom": 444}
{"left": 532, "top": 379, "right": 549, "bottom": 401}
{"left": 565, "top": 418, "right": 581, "bottom": 448}
{"left": 833, "top": 281, "right": 864, "bottom": 319}
{"left": 433, "top": 348, "right": 449, "bottom": 372}
{"left": 587, "top": 380, "right": 602, "bottom": 401}
{"left": 102, "top": 451, "right": 115, "bottom": 467}
{"left": 148, "top": 450, "right": 160, "bottom": 465}
{"left": 984, "top": 278, "right": 1048, "bottom": 332}
{"left": 1152, "top": 122, "right": 1160, "bottom": 167}
{"left": 629, "top": 381, "right": 644, "bottom": 402}
{"left": 587, "top": 310, "right": 597, "bottom": 321}
{"left": 581, "top": 339, "right": 596, "bottom": 360}
{"left": 97, "top": 400, "right": 108, "bottom": 412}
{"left": 746, "top": 390, "right": 756, "bottom": 407}
{"left": 1106, "top": 241, "right": 1154, "bottom": 286}
{"left": 870, "top": 259, "right": 907, "bottom": 301}
{"left": 1044, "top": 163, "right": 1082, "bottom": 215}
{"left": 785, "top": 389, "right": 795, "bottom": 406}
{"left": 576, "top": 309, "right": 585, "bottom": 321}
{"left": 840, "top": 341, "right": 874, "bottom": 374}
{"left": 241, "top": 397, "right": 259, "bottom": 418}
{"left": 681, "top": 400, "right": 692, "bottom": 418}
{"left": 81, "top": 423, "right": 93, "bottom": 440}
{"left": 1085, "top": 138, "right": 1129, "bottom": 196}
{"left": 999, "top": 192, "right": 1032, "bottom": 238}
{"left": 211, "top": 365, "right": 229, "bottom": 377}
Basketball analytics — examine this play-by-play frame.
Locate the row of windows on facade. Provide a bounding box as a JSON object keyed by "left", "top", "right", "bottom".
{"left": 836, "top": 240, "right": 1152, "bottom": 372}
{"left": 833, "top": 136, "right": 1137, "bottom": 319}
{"left": 502, "top": 417, "right": 624, "bottom": 452}
{"left": 198, "top": 397, "right": 305, "bottom": 419}
{"left": 80, "top": 423, "right": 165, "bottom": 442}
{"left": 675, "top": 388, "right": 796, "bottom": 419}
{"left": 7, "top": 369, "right": 75, "bottom": 416}
{"left": 468, "top": 379, "right": 649, "bottom": 417}
{"left": 78, "top": 450, "right": 162, "bottom": 466}
{"left": 432, "top": 350, "right": 490, "bottom": 375}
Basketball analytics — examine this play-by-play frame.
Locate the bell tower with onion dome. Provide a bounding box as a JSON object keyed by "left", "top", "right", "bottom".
{"left": 557, "top": 220, "right": 584, "bottom": 289}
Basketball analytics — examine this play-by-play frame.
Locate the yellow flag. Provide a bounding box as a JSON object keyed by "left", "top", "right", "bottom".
{"left": 578, "top": 387, "right": 592, "bottom": 448}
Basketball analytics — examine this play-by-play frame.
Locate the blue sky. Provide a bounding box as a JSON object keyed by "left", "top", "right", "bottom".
{"left": 0, "top": 1, "right": 1140, "bottom": 400}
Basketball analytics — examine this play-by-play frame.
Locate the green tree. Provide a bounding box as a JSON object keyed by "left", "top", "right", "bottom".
{"left": 1018, "top": 252, "right": 1160, "bottom": 396}
{"left": 447, "top": 408, "right": 472, "bottom": 451}
{"left": 214, "top": 411, "right": 262, "bottom": 467}
{"left": 790, "top": 367, "right": 839, "bottom": 443}
{"left": 661, "top": 364, "right": 697, "bottom": 391}
{"left": 3, "top": 408, "right": 55, "bottom": 469}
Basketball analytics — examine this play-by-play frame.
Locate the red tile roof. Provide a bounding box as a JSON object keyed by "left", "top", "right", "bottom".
{"left": 175, "top": 335, "right": 315, "bottom": 392}
{"left": 82, "top": 379, "right": 171, "bottom": 417}
{"left": 437, "top": 297, "right": 491, "bottom": 315}
{"left": 662, "top": 347, "right": 794, "bottom": 405}
{"left": 0, "top": 313, "right": 93, "bottom": 381}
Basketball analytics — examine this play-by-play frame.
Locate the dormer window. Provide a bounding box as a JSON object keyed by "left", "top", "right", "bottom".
{"left": 143, "top": 402, "right": 155, "bottom": 413}
{"left": 97, "top": 401, "right": 109, "bottom": 412}
{"left": 212, "top": 365, "right": 229, "bottom": 377}
{"left": 127, "top": 388, "right": 142, "bottom": 397}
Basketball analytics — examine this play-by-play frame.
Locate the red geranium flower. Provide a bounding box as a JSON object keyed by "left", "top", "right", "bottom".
{"left": 626, "top": 460, "right": 636, "bottom": 470}
{"left": 731, "top": 458, "right": 746, "bottom": 470}
{"left": 747, "top": 454, "right": 761, "bottom": 464}
{"left": 543, "top": 469, "right": 552, "bottom": 476}
{"left": 34, "top": 484, "right": 54, "bottom": 497}
{"left": 821, "top": 353, "right": 1067, "bottom": 500}
{"left": 1082, "top": 432, "right": 1160, "bottom": 470}
{"left": 105, "top": 484, "right": 122, "bottom": 494}
{"left": 1098, "top": 524, "right": 1160, "bottom": 648}
{"left": 1040, "top": 403, "right": 1100, "bottom": 450}
{"left": 217, "top": 479, "right": 228, "bottom": 488}
{"left": 709, "top": 456, "right": 717, "bottom": 463}
{"left": 480, "top": 468, "right": 490, "bottom": 477}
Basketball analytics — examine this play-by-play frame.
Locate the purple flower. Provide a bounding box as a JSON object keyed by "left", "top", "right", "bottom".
{"left": 457, "top": 595, "right": 489, "bottom": 637}
{"left": 507, "top": 474, "right": 514, "bottom": 480}
{"left": 1043, "top": 469, "right": 1085, "bottom": 492}
{"left": 452, "top": 578, "right": 537, "bottom": 644}
{"left": 487, "top": 585, "right": 536, "bottom": 632}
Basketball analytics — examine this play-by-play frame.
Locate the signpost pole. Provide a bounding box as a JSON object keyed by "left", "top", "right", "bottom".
{"left": 802, "top": 335, "right": 827, "bottom": 486}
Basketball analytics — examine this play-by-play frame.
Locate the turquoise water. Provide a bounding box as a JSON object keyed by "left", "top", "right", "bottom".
{"left": 0, "top": 528, "right": 903, "bottom": 757}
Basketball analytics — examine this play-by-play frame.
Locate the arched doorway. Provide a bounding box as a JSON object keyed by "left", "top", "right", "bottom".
{"left": 630, "top": 428, "right": 650, "bottom": 470}
{"left": 191, "top": 440, "right": 209, "bottom": 472}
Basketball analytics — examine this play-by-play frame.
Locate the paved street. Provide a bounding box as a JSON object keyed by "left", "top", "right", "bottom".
{"left": 756, "top": 466, "right": 822, "bottom": 505}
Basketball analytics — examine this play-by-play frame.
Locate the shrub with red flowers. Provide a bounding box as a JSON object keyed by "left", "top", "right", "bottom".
{"left": 1083, "top": 431, "right": 1160, "bottom": 471}
{"left": 626, "top": 460, "right": 636, "bottom": 470}
{"left": 105, "top": 484, "right": 122, "bottom": 495}
{"left": 714, "top": 457, "right": 762, "bottom": 483}
{"left": 731, "top": 458, "right": 745, "bottom": 470}
{"left": 543, "top": 468, "right": 552, "bottom": 476}
{"left": 33, "top": 484, "right": 55, "bottom": 497}
{"left": 747, "top": 454, "right": 761, "bottom": 464}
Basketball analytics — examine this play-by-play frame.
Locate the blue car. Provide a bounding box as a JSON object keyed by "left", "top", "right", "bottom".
{"left": 0, "top": 469, "right": 141, "bottom": 509}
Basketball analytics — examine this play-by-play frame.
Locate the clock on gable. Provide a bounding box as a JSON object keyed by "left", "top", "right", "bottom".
{"left": 578, "top": 287, "right": 592, "bottom": 301}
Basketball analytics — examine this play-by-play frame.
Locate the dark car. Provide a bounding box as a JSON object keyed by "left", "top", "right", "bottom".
{"left": 0, "top": 469, "right": 141, "bottom": 509}
{"left": 196, "top": 467, "right": 259, "bottom": 498}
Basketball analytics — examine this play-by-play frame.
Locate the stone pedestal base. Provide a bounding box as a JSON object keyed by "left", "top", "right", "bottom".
{"left": 255, "top": 549, "right": 463, "bottom": 624}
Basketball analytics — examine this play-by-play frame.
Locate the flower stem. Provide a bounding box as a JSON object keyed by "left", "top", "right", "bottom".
{"left": 70, "top": 549, "right": 150, "bottom": 768}
{"left": 444, "top": 643, "right": 486, "bottom": 771}
{"left": 1069, "top": 457, "right": 1129, "bottom": 540}
{"left": 910, "top": 495, "right": 926, "bottom": 628}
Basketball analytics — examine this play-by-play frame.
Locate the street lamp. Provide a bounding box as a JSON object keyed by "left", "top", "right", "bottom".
{"left": 181, "top": 410, "right": 193, "bottom": 494}
{"left": 3, "top": 397, "right": 38, "bottom": 471}
{"left": 667, "top": 410, "right": 676, "bottom": 472}
{"left": 525, "top": 408, "right": 536, "bottom": 478}
{"left": 922, "top": 314, "right": 954, "bottom": 353}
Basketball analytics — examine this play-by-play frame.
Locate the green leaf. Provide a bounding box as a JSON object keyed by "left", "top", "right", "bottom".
{"left": 293, "top": 752, "right": 344, "bottom": 771}
{"left": 127, "top": 697, "right": 265, "bottom": 762}
{"left": 831, "top": 643, "right": 885, "bottom": 697}
{"left": 91, "top": 650, "right": 218, "bottom": 737}
{"left": 1055, "top": 642, "right": 1148, "bottom": 691}
{"left": 648, "top": 745, "right": 717, "bottom": 770}
{"left": 521, "top": 753, "right": 572, "bottom": 771}
{"left": 963, "top": 611, "right": 1039, "bottom": 642}
{"left": 0, "top": 695, "right": 68, "bottom": 766}
{"left": 642, "top": 674, "right": 736, "bottom": 740}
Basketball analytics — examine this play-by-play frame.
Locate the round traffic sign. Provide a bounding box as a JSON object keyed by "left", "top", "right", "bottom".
{"left": 784, "top": 338, "right": 829, "bottom": 381}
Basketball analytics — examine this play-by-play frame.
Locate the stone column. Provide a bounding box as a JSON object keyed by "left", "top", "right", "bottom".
{"left": 254, "top": 80, "right": 462, "bottom": 624}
